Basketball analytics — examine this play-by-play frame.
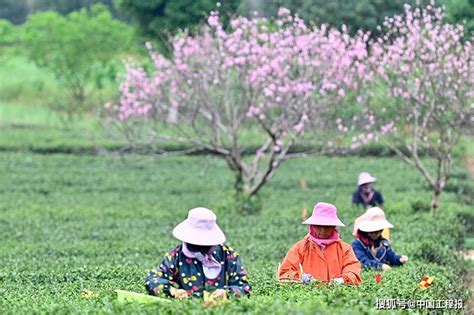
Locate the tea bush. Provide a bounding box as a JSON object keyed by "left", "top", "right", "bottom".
{"left": 0, "top": 152, "right": 470, "bottom": 313}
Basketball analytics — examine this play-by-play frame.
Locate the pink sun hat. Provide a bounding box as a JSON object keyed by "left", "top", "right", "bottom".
{"left": 356, "top": 207, "right": 394, "bottom": 233}
{"left": 302, "top": 202, "right": 346, "bottom": 227}
{"left": 357, "top": 172, "right": 377, "bottom": 186}
{"left": 172, "top": 207, "right": 226, "bottom": 246}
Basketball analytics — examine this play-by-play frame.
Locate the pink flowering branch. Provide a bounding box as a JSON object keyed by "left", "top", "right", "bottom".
{"left": 352, "top": 3, "right": 473, "bottom": 212}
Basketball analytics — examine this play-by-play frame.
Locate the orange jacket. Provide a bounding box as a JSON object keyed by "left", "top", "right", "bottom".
{"left": 279, "top": 236, "right": 361, "bottom": 285}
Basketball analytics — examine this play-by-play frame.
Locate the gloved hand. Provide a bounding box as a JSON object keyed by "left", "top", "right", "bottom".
{"left": 170, "top": 287, "right": 189, "bottom": 299}
{"left": 301, "top": 273, "right": 313, "bottom": 284}
{"left": 331, "top": 277, "right": 344, "bottom": 285}
{"left": 381, "top": 264, "right": 392, "bottom": 271}
{"left": 210, "top": 289, "right": 227, "bottom": 300}
{"left": 399, "top": 255, "right": 409, "bottom": 264}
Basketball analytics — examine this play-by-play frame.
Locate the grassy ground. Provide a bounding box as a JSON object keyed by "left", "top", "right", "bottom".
{"left": 0, "top": 57, "right": 59, "bottom": 105}
{"left": 0, "top": 151, "right": 471, "bottom": 314}
{"left": 0, "top": 57, "right": 125, "bottom": 153}
{"left": 0, "top": 102, "right": 125, "bottom": 153}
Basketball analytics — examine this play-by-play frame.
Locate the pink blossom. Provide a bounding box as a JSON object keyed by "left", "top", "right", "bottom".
{"left": 277, "top": 7, "right": 291, "bottom": 17}
{"left": 110, "top": 8, "right": 375, "bottom": 184}
{"left": 293, "top": 122, "right": 305, "bottom": 133}
{"left": 208, "top": 14, "right": 220, "bottom": 27}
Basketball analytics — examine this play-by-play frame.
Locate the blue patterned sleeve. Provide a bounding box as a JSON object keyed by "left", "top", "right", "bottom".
{"left": 145, "top": 247, "right": 180, "bottom": 297}
{"left": 223, "top": 245, "right": 251, "bottom": 297}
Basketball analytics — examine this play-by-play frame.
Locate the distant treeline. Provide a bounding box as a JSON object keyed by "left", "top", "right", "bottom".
{"left": 1, "top": 0, "right": 472, "bottom": 37}
{"left": 0, "top": 0, "right": 123, "bottom": 24}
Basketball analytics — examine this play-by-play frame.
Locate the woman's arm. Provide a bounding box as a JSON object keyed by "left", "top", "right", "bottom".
{"left": 145, "top": 248, "right": 180, "bottom": 297}
{"left": 339, "top": 246, "right": 362, "bottom": 285}
{"left": 223, "top": 245, "right": 252, "bottom": 297}
{"left": 278, "top": 243, "right": 302, "bottom": 281}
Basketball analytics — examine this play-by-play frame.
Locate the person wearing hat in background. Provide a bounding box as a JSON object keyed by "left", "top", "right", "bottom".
{"left": 145, "top": 207, "right": 251, "bottom": 299}
{"left": 352, "top": 172, "right": 384, "bottom": 208}
{"left": 352, "top": 207, "right": 408, "bottom": 271}
{"left": 278, "top": 202, "right": 361, "bottom": 285}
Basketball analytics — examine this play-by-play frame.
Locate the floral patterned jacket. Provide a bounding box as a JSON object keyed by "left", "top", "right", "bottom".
{"left": 145, "top": 243, "right": 251, "bottom": 298}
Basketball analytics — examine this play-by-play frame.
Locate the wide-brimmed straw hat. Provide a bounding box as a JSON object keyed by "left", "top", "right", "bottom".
{"left": 356, "top": 207, "right": 394, "bottom": 233}
{"left": 357, "top": 172, "right": 377, "bottom": 186}
{"left": 302, "top": 202, "right": 345, "bottom": 227}
{"left": 172, "top": 207, "right": 226, "bottom": 246}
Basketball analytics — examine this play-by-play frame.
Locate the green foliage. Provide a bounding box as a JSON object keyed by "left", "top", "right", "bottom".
{"left": 119, "top": 0, "right": 240, "bottom": 37}
{"left": 239, "top": 0, "right": 421, "bottom": 35}
{"left": 458, "top": 207, "right": 474, "bottom": 236}
{"left": 442, "top": 0, "right": 474, "bottom": 36}
{"left": 0, "top": 18, "right": 13, "bottom": 45}
{"left": 0, "top": 102, "right": 126, "bottom": 153}
{"left": 410, "top": 200, "right": 432, "bottom": 212}
{"left": 0, "top": 149, "right": 470, "bottom": 313}
{"left": 0, "top": 18, "right": 22, "bottom": 56}
{"left": 0, "top": 0, "right": 121, "bottom": 24}
{"left": 20, "top": 4, "right": 135, "bottom": 121}
{"left": 0, "top": 58, "right": 59, "bottom": 103}
{"left": 217, "top": 193, "right": 263, "bottom": 214}
{"left": 240, "top": 0, "right": 473, "bottom": 36}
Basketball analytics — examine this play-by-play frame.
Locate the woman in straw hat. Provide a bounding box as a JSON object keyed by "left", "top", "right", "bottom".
{"left": 352, "top": 172, "right": 384, "bottom": 208}
{"left": 145, "top": 207, "right": 251, "bottom": 299}
{"left": 352, "top": 207, "right": 408, "bottom": 271}
{"left": 278, "top": 202, "right": 361, "bottom": 285}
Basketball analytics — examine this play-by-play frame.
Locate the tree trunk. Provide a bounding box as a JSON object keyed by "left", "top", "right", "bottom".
{"left": 431, "top": 188, "right": 442, "bottom": 214}
{"left": 167, "top": 107, "right": 178, "bottom": 123}
{"left": 234, "top": 169, "right": 244, "bottom": 195}
{"left": 232, "top": 169, "right": 262, "bottom": 212}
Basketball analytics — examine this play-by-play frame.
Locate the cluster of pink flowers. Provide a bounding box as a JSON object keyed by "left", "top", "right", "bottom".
{"left": 117, "top": 64, "right": 155, "bottom": 121}
{"left": 111, "top": 7, "right": 369, "bottom": 144}
{"left": 380, "top": 122, "right": 396, "bottom": 134}
{"left": 111, "top": 3, "right": 472, "bottom": 153}
{"left": 347, "top": 3, "right": 472, "bottom": 148}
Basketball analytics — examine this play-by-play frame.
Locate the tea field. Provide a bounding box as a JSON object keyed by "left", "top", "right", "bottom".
{"left": 0, "top": 149, "right": 471, "bottom": 314}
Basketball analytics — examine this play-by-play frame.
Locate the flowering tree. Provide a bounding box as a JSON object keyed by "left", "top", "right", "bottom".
{"left": 108, "top": 8, "right": 367, "bottom": 203}
{"left": 352, "top": 4, "right": 473, "bottom": 212}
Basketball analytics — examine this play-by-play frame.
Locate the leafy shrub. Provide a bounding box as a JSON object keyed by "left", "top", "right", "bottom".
{"left": 215, "top": 193, "right": 263, "bottom": 214}
{"left": 412, "top": 241, "right": 460, "bottom": 266}
{"left": 411, "top": 200, "right": 431, "bottom": 212}
{"left": 444, "top": 175, "right": 474, "bottom": 206}
{"left": 457, "top": 208, "right": 474, "bottom": 236}
{"left": 20, "top": 4, "right": 135, "bottom": 121}
{"left": 0, "top": 19, "right": 15, "bottom": 55}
